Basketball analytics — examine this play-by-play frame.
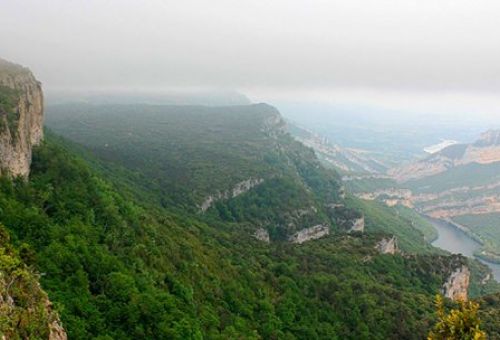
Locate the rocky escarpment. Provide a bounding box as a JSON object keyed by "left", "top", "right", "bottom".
{"left": 253, "top": 228, "right": 270, "bottom": 243}
{"left": 200, "top": 178, "right": 264, "bottom": 212}
{"left": 288, "top": 224, "right": 330, "bottom": 244}
{"left": 375, "top": 236, "right": 398, "bottom": 254}
{"left": 442, "top": 265, "right": 470, "bottom": 301}
{"left": 0, "top": 58, "right": 43, "bottom": 177}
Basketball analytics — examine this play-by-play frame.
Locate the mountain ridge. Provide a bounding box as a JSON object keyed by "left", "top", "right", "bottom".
{"left": 389, "top": 129, "right": 500, "bottom": 182}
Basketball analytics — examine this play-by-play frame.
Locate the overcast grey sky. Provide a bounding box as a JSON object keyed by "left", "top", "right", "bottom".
{"left": 2, "top": 0, "right": 500, "bottom": 117}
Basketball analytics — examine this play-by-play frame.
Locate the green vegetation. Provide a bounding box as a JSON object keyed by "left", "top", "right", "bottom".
{"left": 477, "top": 293, "right": 500, "bottom": 339}
{"left": 0, "top": 101, "right": 489, "bottom": 338}
{"left": 46, "top": 103, "right": 300, "bottom": 208}
{"left": 0, "top": 133, "right": 470, "bottom": 339}
{"left": 395, "top": 206, "right": 439, "bottom": 242}
{"left": 0, "top": 224, "right": 54, "bottom": 338}
{"left": 345, "top": 197, "right": 438, "bottom": 253}
{"left": 453, "top": 213, "right": 500, "bottom": 261}
{"left": 428, "top": 295, "right": 486, "bottom": 340}
{"left": 344, "top": 176, "right": 401, "bottom": 193}
{"left": 46, "top": 103, "right": 345, "bottom": 236}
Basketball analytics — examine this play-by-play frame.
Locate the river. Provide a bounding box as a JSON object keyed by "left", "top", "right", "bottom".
{"left": 429, "top": 218, "right": 500, "bottom": 282}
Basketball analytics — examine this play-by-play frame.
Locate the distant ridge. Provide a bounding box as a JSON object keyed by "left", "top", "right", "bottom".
{"left": 389, "top": 130, "right": 500, "bottom": 182}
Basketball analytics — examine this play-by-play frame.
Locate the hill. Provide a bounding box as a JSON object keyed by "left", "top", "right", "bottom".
{"left": 2, "top": 132, "right": 497, "bottom": 338}
{"left": 0, "top": 87, "right": 495, "bottom": 338}
{"left": 45, "top": 102, "right": 448, "bottom": 250}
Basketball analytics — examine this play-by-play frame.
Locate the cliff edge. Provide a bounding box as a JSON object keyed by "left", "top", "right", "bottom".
{"left": 0, "top": 58, "right": 43, "bottom": 177}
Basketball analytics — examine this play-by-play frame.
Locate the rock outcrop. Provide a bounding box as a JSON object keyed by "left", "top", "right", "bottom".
{"left": 253, "top": 228, "right": 270, "bottom": 243}
{"left": 349, "top": 217, "right": 365, "bottom": 232}
{"left": 375, "top": 236, "right": 398, "bottom": 254}
{"left": 200, "top": 178, "right": 264, "bottom": 212}
{"left": 1, "top": 224, "right": 66, "bottom": 339}
{"left": 442, "top": 265, "right": 470, "bottom": 301}
{"left": 45, "top": 297, "right": 67, "bottom": 340}
{"left": 331, "top": 205, "right": 365, "bottom": 233}
{"left": 288, "top": 224, "right": 329, "bottom": 244}
{"left": 0, "top": 58, "right": 43, "bottom": 177}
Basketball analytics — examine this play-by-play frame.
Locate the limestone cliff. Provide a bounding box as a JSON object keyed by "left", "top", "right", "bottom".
{"left": 253, "top": 228, "right": 270, "bottom": 243}
{"left": 0, "top": 58, "right": 43, "bottom": 177}
{"left": 442, "top": 265, "right": 470, "bottom": 301}
{"left": 288, "top": 224, "right": 330, "bottom": 244}
{"left": 200, "top": 178, "right": 264, "bottom": 212}
{"left": 375, "top": 236, "right": 398, "bottom": 254}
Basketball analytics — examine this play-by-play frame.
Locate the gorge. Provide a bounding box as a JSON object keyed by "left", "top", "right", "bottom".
{"left": 429, "top": 218, "right": 500, "bottom": 281}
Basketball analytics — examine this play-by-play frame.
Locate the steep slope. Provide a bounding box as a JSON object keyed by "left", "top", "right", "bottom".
{"left": 0, "top": 94, "right": 486, "bottom": 338}
{"left": 0, "top": 58, "right": 43, "bottom": 177}
{"left": 46, "top": 103, "right": 350, "bottom": 240}
{"left": 288, "top": 122, "right": 389, "bottom": 174}
{"left": 45, "top": 103, "right": 446, "bottom": 251}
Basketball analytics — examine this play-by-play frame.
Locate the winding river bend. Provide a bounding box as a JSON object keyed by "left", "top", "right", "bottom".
{"left": 428, "top": 218, "right": 500, "bottom": 281}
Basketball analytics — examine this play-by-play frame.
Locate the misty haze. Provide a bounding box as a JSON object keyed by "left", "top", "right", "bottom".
{"left": 0, "top": 1, "right": 499, "bottom": 339}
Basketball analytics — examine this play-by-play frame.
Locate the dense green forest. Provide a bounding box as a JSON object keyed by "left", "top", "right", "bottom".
{"left": 0, "top": 102, "right": 497, "bottom": 338}
{"left": 2, "top": 134, "right": 497, "bottom": 339}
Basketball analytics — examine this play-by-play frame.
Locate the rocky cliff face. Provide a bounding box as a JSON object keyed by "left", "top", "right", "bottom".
{"left": 442, "top": 265, "right": 470, "bottom": 301}
{"left": 200, "top": 178, "right": 264, "bottom": 212}
{"left": 253, "top": 228, "right": 270, "bottom": 243}
{"left": 375, "top": 236, "right": 398, "bottom": 254}
{"left": 0, "top": 58, "right": 43, "bottom": 178}
{"left": 288, "top": 224, "right": 330, "bottom": 244}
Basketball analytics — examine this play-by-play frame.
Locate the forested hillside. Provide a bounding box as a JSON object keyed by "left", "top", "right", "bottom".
{"left": 2, "top": 133, "right": 496, "bottom": 339}
{"left": 0, "top": 101, "right": 496, "bottom": 338}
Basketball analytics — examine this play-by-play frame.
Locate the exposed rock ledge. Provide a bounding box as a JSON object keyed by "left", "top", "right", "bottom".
{"left": 375, "top": 236, "right": 398, "bottom": 254}
{"left": 45, "top": 294, "right": 67, "bottom": 340}
{"left": 349, "top": 217, "right": 365, "bottom": 233}
{"left": 253, "top": 228, "right": 270, "bottom": 243}
{"left": 288, "top": 225, "right": 330, "bottom": 244}
{"left": 200, "top": 178, "right": 264, "bottom": 212}
{"left": 0, "top": 278, "right": 67, "bottom": 339}
{"left": 442, "top": 265, "right": 470, "bottom": 301}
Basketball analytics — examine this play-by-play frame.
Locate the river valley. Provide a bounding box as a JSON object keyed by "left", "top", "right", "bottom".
{"left": 429, "top": 218, "right": 500, "bottom": 281}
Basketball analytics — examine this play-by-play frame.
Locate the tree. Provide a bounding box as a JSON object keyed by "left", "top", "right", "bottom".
{"left": 428, "top": 295, "right": 486, "bottom": 340}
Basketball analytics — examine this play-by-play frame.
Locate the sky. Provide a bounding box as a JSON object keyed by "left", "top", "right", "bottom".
{"left": 2, "top": 0, "right": 500, "bottom": 120}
